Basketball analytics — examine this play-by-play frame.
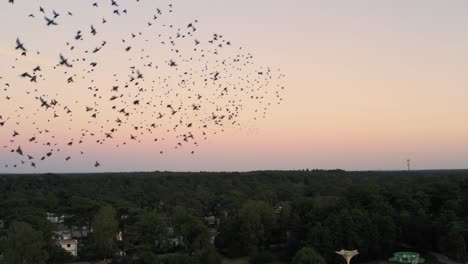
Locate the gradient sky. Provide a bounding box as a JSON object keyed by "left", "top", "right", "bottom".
{"left": 1, "top": 0, "right": 468, "bottom": 173}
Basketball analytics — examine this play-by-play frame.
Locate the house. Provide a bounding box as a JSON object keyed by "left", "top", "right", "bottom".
{"left": 55, "top": 224, "right": 73, "bottom": 240}
{"left": 54, "top": 224, "right": 79, "bottom": 257}
{"left": 204, "top": 216, "right": 217, "bottom": 226}
{"left": 167, "top": 227, "right": 184, "bottom": 247}
{"left": 46, "top": 213, "right": 66, "bottom": 224}
{"left": 59, "top": 239, "right": 79, "bottom": 257}
{"left": 273, "top": 202, "right": 284, "bottom": 221}
{"left": 116, "top": 230, "right": 123, "bottom": 241}
{"left": 168, "top": 237, "right": 184, "bottom": 247}
{"left": 274, "top": 202, "right": 284, "bottom": 215}
{"left": 208, "top": 227, "right": 219, "bottom": 245}
{"left": 71, "top": 225, "right": 91, "bottom": 238}
{"left": 203, "top": 216, "right": 219, "bottom": 244}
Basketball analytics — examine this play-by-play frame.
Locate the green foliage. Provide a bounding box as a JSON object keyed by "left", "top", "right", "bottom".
{"left": 238, "top": 200, "right": 274, "bottom": 253}
{"left": 172, "top": 207, "right": 210, "bottom": 255}
{"left": 48, "top": 244, "right": 75, "bottom": 264}
{"left": 292, "top": 247, "right": 326, "bottom": 264}
{"left": 158, "top": 253, "right": 201, "bottom": 264}
{"left": 200, "top": 246, "right": 223, "bottom": 264}
{"left": 0, "top": 170, "right": 468, "bottom": 262}
{"left": 135, "top": 250, "right": 160, "bottom": 264}
{"left": 438, "top": 221, "right": 468, "bottom": 261}
{"left": 93, "top": 205, "right": 119, "bottom": 258}
{"left": 3, "top": 221, "right": 48, "bottom": 264}
{"left": 67, "top": 195, "right": 100, "bottom": 227}
{"left": 128, "top": 209, "right": 168, "bottom": 253}
{"left": 250, "top": 251, "right": 280, "bottom": 264}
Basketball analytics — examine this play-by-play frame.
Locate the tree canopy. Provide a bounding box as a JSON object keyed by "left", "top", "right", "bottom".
{"left": 0, "top": 170, "right": 467, "bottom": 263}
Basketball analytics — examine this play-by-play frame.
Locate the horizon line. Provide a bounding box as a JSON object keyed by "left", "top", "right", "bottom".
{"left": 1, "top": 168, "right": 468, "bottom": 176}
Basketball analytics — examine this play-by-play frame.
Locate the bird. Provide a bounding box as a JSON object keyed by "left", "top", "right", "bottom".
{"left": 91, "top": 25, "right": 97, "bottom": 35}
{"left": 59, "top": 54, "right": 73, "bottom": 67}
{"left": 0, "top": 0, "right": 286, "bottom": 170}
{"left": 20, "top": 72, "right": 33, "bottom": 79}
{"left": 16, "top": 146, "right": 23, "bottom": 156}
{"left": 44, "top": 16, "right": 58, "bottom": 26}
{"left": 169, "top": 60, "right": 177, "bottom": 67}
{"left": 15, "top": 38, "right": 27, "bottom": 55}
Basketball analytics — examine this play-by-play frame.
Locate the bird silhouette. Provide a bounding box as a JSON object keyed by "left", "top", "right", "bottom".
{"left": 15, "top": 38, "right": 27, "bottom": 55}
{"left": 0, "top": 0, "right": 286, "bottom": 170}
{"left": 44, "top": 16, "right": 58, "bottom": 26}
{"left": 59, "top": 54, "right": 73, "bottom": 67}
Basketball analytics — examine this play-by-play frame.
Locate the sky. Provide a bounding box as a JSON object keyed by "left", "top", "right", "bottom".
{"left": 1, "top": 0, "right": 468, "bottom": 173}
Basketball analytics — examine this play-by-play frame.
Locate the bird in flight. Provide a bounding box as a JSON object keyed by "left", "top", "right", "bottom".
{"left": 44, "top": 16, "right": 58, "bottom": 26}
{"left": 59, "top": 54, "right": 73, "bottom": 67}
{"left": 91, "top": 25, "right": 97, "bottom": 35}
{"left": 15, "top": 38, "right": 27, "bottom": 55}
{"left": 0, "top": 0, "right": 286, "bottom": 170}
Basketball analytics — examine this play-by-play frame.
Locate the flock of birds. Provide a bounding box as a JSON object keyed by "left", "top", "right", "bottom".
{"left": 1, "top": 0, "right": 285, "bottom": 169}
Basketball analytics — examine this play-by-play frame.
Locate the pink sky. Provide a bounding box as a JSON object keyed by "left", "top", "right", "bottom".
{"left": 1, "top": 0, "right": 468, "bottom": 172}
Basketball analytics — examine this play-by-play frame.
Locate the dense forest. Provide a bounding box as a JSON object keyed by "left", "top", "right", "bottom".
{"left": 0, "top": 170, "right": 467, "bottom": 264}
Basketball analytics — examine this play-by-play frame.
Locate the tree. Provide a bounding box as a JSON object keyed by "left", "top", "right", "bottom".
{"left": 442, "top": 221, "right": 468, "bottom": 261}
{"left": 136, "top": 250, "right": 160, "bottom": 264}
{"left": 172, "top": 206, "right": 210, "bottom": 255}
{"left": 158, "top": 253, "right": 201, "bottom": 264}
{"left": 129, "top": 210, "right": 168, "bottom": 253}
{"left": 279, "top": 201, "right": 292, "bottom": 230}
{"left": 215, "top": 214, "right": 244, "bottom": 257}
{"left": 181, "top": 216, "right": 209, "bottom": 255}
{"left": 238, "top": 200, "right": 274, "bottom": 254}
{"left": 3, "top": 221, "right": 48, "bottom": 264}
{"left": 292, "top": 247, "right": 326, "bottom": 264}
{"left": 93, "top": 205, "right": 118, "bottom": 259}
{"left": 67, "top": 195, "right": 100, "bottom": 234}
{"left": 250, "top": 251, "right": 279, "bottom": 264}
{"left": 200, "top": 246, "right": 222, "bottom": 264}
{"left": 48, "top": 245, "right": 75, "bottom": 264}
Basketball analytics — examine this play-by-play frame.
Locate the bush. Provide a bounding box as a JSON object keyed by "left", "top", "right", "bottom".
{"left": 250, "top": 251, "right": 279, "bottom": 264}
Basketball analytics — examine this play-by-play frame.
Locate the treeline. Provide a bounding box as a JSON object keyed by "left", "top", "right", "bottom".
{"left": 0, "top": 170, "right": 467, "bottom": 263}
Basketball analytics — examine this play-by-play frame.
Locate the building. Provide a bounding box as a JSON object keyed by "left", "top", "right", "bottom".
{"left": 204, "top": 216, "right": 219, "bottom": 244}
{"left": 71, "top": 225, "right": 91, "bottom": 238}
{"left": 204, "top": 216, "right": 217, "bottom": 226}
{"left": 58, "top": 239, "right": 79, "bottom": 257}
{"left": 46, "top": 213, "right": 66, "bottom": 224}
{"left": 167, "top": 227, "right": 184, "bottom": 248}
{"left": 116, "top": 230, "right": 123, "bottom": 241}
{"left": 389, "top": 252, "right": 425, "bottom": 264}
{"left": 54, "top": 224, "right": 79, "bottom": 257}
{"left": 273, "top": 202, "right": 284, "bottom": 221}
{"left": 55, "top": 224, "right": 72, "bottom": 239}
{"left": 208, "top": 227, "right": 219, "bottom": 245}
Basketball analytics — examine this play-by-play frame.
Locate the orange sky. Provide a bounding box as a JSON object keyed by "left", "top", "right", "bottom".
{"left": 1, "top": 0, "right": 468, "bottom": 172}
